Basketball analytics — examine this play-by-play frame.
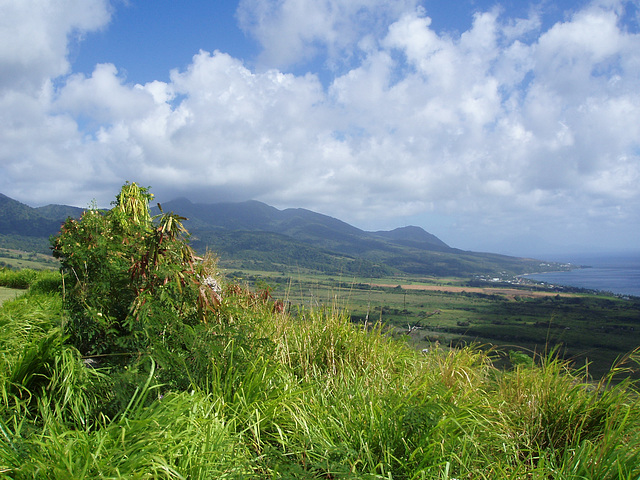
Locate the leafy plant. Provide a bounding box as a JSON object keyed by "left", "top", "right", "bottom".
{"left": 51, "top": 182, "right": 222, "bottom": 363}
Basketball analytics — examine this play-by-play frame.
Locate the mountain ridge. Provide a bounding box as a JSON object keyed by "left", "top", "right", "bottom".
{"left": 0, "top": 193, "right": 83, "bottom": 238}
{"left": 157, "top": 197, "right": 448, "bottom": 247}
{"left": 155, "top": 198, "right": 555, "bottom": 276}
{"left": 1, "top": 192, "right": 561, "bottom": 276}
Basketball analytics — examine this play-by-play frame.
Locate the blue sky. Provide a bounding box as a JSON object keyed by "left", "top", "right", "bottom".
{"left": 70, "top": 1, "right": 250, "bottom": 84}
{"left": 1, "top": 0, "right": 639, "bottom": 257}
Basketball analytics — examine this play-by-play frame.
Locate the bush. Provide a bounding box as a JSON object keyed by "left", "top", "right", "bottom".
{"left": 51, "top": 182, "right": 222, "bottom": 361}
{"left": 0, "top": 268, "right": 37, "bottom": 289}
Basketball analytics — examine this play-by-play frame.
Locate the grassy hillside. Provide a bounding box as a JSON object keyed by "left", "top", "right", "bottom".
{"left": 0, "top": 247, "right": 59, "bottom": 270}
{"left": 0, "top": 194, "right": 82, "bottom": 239}
{"left": 0, "top": 194, "right": 84, "bottom": 255}
{"left": 1, "top": 184, "right": 639, "bottom": 479}
{"left": 1, "top": 270, "right": 640, "bottom": 478}
{"left": 225, "top": 268, "right": 640, "bottom": 380}
{"left": 191, "top": 229, "right": 395, "bottom": 277}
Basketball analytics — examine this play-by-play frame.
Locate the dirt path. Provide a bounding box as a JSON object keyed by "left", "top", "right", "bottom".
{"left": 0, "top": 287, "right": 23, "bottom": 305}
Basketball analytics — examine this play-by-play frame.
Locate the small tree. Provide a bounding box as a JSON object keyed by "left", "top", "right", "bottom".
{"left": 51, "top": 182, "right": 221, "bottom": 362}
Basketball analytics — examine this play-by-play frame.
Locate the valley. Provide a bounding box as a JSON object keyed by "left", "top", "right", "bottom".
{"left": 230, "top": 267, "right": 640, "bottom": 380}
{"left": 2, "top": 189, "right": 638, "bottom": 380}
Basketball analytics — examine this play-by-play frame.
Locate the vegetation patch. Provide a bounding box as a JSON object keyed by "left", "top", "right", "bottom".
{"left": 1, "top": 183, "right": 639, "bottom": 479}
{"left": 230, "top": 269, "right": 640, "bottom": 380}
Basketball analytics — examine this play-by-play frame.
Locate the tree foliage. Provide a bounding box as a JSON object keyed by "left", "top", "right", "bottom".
{"left": 51, "top": 182, "right": 221, "bottom": 363}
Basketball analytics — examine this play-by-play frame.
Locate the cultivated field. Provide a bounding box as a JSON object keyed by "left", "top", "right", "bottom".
{"left": 0, "top": 286, "right": 21, "bottom": 304}
{"left": 371, "top": 282, "right": 580, "bottom": 298}
{"left": 231, "top": 268, "right": 640, "bottom": 380}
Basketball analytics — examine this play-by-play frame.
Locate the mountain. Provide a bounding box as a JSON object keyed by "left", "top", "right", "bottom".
{"left": 373, "top": 226, "right": 450, "bottom": 251}
{"left": 1, "top": 192, "right": 560, "bottom": 277}
{"left": 157, "top": 197, "right": 450, "bottom": 256}
{"left": 155, "top": 198, "right": 555, "bottom": 277}
{"left": 34, "top": 203, "right": 85, "bottom": 221}
{"left": 0, "top": 194, "right": 85, "bottom": 252}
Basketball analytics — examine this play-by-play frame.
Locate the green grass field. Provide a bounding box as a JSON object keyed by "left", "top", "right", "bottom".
{"left": 0, "top": 286, "right": 22, "bottom": 304}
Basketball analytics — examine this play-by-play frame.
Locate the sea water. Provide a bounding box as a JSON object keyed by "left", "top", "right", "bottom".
{"left": 526, "top": 253, "right": 640, "bottom": 297}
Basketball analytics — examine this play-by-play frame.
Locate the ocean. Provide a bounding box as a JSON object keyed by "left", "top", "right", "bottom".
{"left": 525, "top": 253, "right": 640, "bottom": 297}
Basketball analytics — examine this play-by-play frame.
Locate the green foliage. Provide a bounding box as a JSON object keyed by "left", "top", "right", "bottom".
{"left": 508, "top": 349, "right": 534, "bottom": 367}
{"left": 51, "top": 182, "right": 222, "bottom": 361}
{"left": 0, "top": 268, "right": 37, "bottom": 289}
{"left": 4, "top": 363, "right": 245, "bottom": 478}
{"left": 27, "top": 271, "right": 62, "bottom": 295}
{"left": 1, "top": 183, "right": 638, "bottom": 479}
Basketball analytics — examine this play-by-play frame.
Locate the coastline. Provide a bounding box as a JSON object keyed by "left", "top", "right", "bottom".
{"left": 522, "top": 265, "right": 640, "bottom": 297}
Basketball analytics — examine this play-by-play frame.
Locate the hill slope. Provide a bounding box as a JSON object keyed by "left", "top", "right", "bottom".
{"left": 156, "top": 198, "right": 559, "bottom": 276}
{"left": 0, "top": 194, "right": 84, "bottom": 253}
{"left": 0, "top": 192, "right": 563, "bottom": 276}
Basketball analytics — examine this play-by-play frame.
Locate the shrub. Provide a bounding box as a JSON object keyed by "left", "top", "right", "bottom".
{"left": 51, "top": 182, "right": 222, "bottom": 363}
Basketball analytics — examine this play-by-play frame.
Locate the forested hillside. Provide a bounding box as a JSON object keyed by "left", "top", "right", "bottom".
{"left": 0, "top": 191, "right": 570, "bottom": 277}
{"left": 0, "top": 194, "right": 84, "bottom": 253}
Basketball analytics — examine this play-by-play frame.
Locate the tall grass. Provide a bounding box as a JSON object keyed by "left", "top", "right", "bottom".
{"left": 1, "top": 275, "right": 639, "bottom": 478}
{"left": 0, "top": 268, "right": 38, "bottom": 290}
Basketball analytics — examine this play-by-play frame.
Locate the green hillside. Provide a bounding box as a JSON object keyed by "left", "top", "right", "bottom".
{"left": 158, "top": 197, "right": 569, "bottom": 277}
{"left": 0, "top": 194, "right": 84, "bottom": 254}
{"left": 191, "top": 229, "right": 394, "bottom": 276}
{"left": 0, "top": 191, "right": 571, "bottom": 277}
{"left": 1, "top": 183, "right": 638, "bottom": 479}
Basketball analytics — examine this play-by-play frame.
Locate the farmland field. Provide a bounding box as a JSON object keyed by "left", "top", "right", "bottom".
{"left": 229, "top": 268, "right": 640, "bottom": 379}
{"left": 0, "top": 247, "right": 59, "bottom": 270}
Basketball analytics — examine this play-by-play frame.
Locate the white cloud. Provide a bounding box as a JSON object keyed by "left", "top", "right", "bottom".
{"left": 0, "top": 0, "right": 111, "bottom": 92}
{"left": 0, "top": 0, "right": 639, "bottom": 254}
{"left": 0, "top": 0, "right": 113, "bottom": 203}
{"left": 56, "top": 64, "right": 158, "bottom": 123}
{"left": 236, "top": 0, "right": 418, "bottom": 69}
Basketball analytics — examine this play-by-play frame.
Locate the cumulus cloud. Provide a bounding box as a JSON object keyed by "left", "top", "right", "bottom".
{"left": 236, "top": 0, "right": 418, "bottom": 69}
{"left": 0, "top": 0, "right": 111, "bottom": 92}
{"left": 0, "top": 0, "right": 639, "bottom": 253}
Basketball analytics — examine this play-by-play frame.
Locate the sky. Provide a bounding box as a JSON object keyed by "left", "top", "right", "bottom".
{"left": 1, "top": 0, "right": 639, "bottom": 257}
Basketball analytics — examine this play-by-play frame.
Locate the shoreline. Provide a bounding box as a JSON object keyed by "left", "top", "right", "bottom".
{"left": 522, "top": 267, "right": 640, "bottom": 298}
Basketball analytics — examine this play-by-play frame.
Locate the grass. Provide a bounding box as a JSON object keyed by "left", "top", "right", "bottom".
{"left": 0, "top": 268, "right": 639, "bottom": 478}
{"left": 229, "top": 268, "right": 640, "bottom": 380}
